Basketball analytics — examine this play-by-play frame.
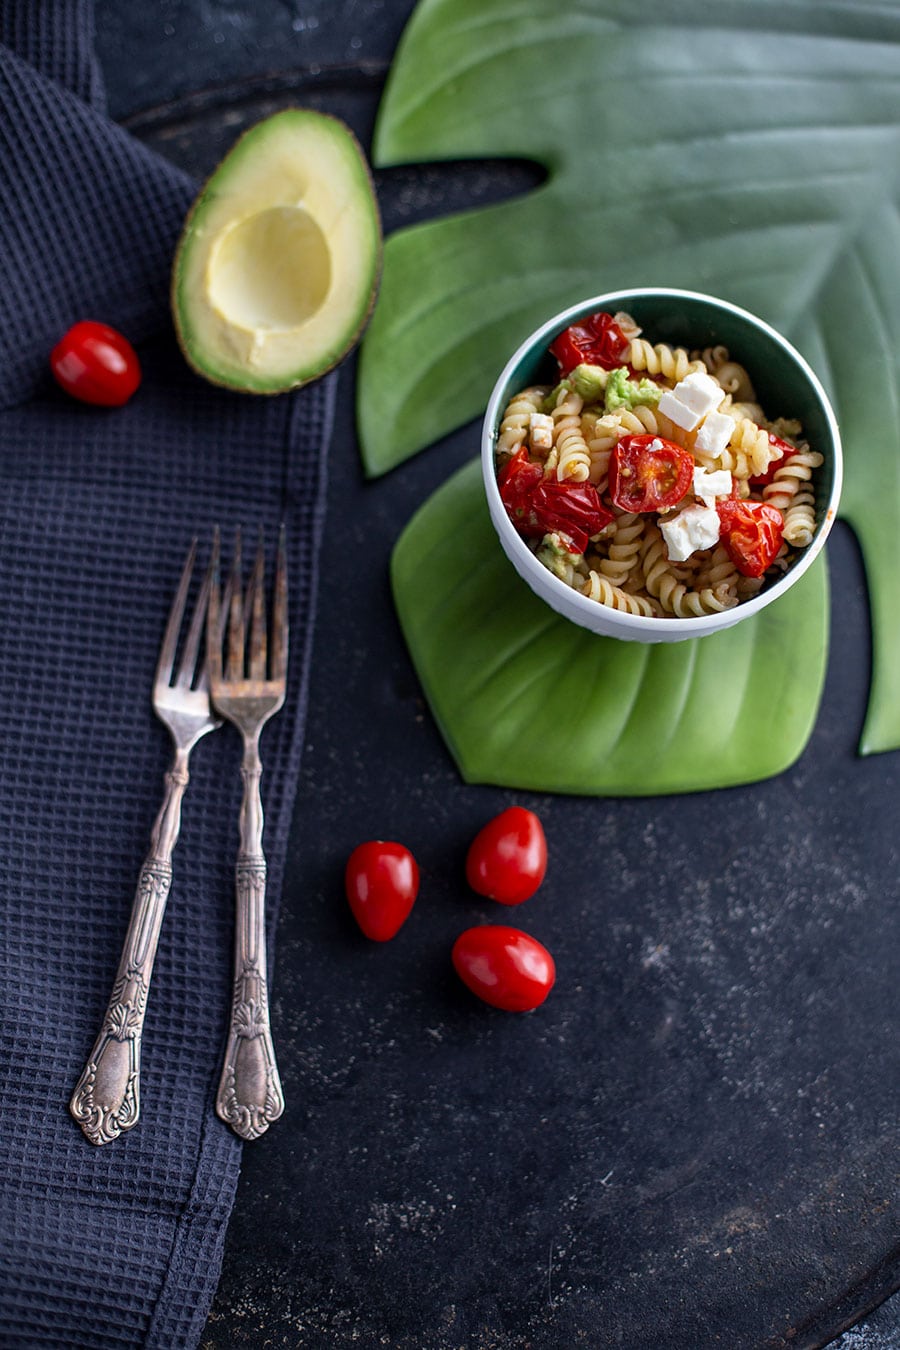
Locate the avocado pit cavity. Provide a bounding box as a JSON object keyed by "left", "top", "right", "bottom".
{"left": 206, "top": 206, "right": 332, "bottom": 334}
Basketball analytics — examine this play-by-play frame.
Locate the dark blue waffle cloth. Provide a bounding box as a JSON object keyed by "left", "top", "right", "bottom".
{"left": 0, "top": 3, "right": 335, "bottom": 1346}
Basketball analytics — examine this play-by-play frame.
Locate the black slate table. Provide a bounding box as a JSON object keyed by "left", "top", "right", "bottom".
{"left": 95, "top": 4, "right": 900, "bottom": 1347}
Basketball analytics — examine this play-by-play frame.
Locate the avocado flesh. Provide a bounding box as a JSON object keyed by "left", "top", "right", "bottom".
{"left": 172, "top": 109, "right": 381, "bottom": 394}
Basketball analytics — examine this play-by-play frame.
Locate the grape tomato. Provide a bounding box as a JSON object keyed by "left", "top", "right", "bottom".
{"left": 452, "top": 925, "right": 556, "bottom": 1011}
{"left": 345, "top": 840, "right": 420, "bottom": 941}
{"left": 50, "top": 320, "right": 142, "bottom": 407}
{"left": 466, "top": 806, "right": 547, "bottom": 905}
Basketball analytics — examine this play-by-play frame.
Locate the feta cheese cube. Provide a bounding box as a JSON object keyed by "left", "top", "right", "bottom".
{"left": 658, "top": 371, "right": 724, "bottom": 432}
{"left": 529, "top": 412, "right": 554, "bottom": 451}
{"left": 658, "top": 388, "right": 702, "bottom": 432}
{"left": 692, "top": 466, "right": 733, "bottom": 506}
{"left": 659, "top": 503, "right": 721, "bottom": 563}
{"left": 672, "top": 371, "right": 723, "bottom": 419}
{"left": 694, "top": 410, "right": 736, "bottom": 459}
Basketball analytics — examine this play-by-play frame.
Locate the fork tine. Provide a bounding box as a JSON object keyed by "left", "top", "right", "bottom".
{"left": 155, "top": 539, "right": 197, "bottom": 689}
{"left": 206, "top": 527, "right": 223, "bottom": 686}
{"left": 271, "top": 523, "right": 289, "bottom": 683}
{"left": 226, "top": 527, "right": 245, "bottom": 681}
{"left": 248, "top": 530, "right": 267, "bottom": 681}
{"left": 175, "top": 547, "right": 214, "bottom": 689}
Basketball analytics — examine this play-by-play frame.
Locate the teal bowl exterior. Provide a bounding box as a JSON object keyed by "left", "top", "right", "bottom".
{"left": 481, "top": 288, "right": 843, "bottom": 644}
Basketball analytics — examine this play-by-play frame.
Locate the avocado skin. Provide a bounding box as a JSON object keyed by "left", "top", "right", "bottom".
{"left": 171, "top": 108, "right": 382, "bottom": 396}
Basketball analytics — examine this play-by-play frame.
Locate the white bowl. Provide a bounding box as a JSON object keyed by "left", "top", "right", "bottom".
{"left": 482, "top": 288, "right": 843, "bottom": 644}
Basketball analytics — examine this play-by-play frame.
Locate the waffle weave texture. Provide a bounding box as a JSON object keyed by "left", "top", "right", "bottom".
{"left": 0, "top": 3, "right": 334, "bottom": 1346}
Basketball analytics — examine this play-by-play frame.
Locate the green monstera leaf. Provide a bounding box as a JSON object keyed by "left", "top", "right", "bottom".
{"left": 392, "top": 460, "right": 830, "bottom": 795}
{"left": 362, "top": 0, "right": 900, "bottom": 783}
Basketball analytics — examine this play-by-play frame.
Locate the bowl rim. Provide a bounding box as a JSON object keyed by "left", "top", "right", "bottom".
{"left": 481, "top": 286, "right": 843, "bottom": 636}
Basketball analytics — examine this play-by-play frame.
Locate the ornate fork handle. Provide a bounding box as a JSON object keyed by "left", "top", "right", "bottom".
{"left": 216, "top": 740, "right": 284, "bottom": 1140}
{"left": 70, "top": 755, "right": 189, "bottom": 1145}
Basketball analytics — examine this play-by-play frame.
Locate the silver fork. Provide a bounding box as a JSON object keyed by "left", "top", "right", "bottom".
{"left": 70, "top": 542, "right": 222, "bottom": 1145}
{"left": 208, "top": 526, "right": 288, "bottom": 1141}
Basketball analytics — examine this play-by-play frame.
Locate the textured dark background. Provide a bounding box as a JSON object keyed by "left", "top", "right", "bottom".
{"left": 95, "top": 4, "right": 900, "bottom": 1347}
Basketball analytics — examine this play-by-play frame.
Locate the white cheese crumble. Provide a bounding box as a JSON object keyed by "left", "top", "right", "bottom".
{"left": 658, "top": 370, "right": 724, "bottom": 432}
{"left": 675, "top": 371, "right": 723, "bottom": 416}
{"left": 660, "top": 503, "right": 721, "bottom": 562}
{"left": 692, "top": 466, "right": 733, "bottom": 507}
{"left": 529, "top": 412, "right": 554, "bottom": 451}
{"left": 657, "top": 388, "right": 701, "bottom": 432}
{"left": 694, "top": 410, "right": 736, "bottom": 459}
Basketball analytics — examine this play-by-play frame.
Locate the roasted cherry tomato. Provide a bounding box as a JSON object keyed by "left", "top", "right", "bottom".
{"left": 466, "top": 806, "right": 547, "bottom": 905}
{"left": 749, "top": 432, "right": 799, "bottom": 487}
{"left": 499, "top": 446, "right": 544, "bottom": 516}
{"left": 499, "top": 449, "right": 613, "bottom": 553}
{"left": 345, "top": 840, "right": 420, "bottom": 941}
{"left": 609, "top": 433, "right": 694, "bottom": 513}
{"left": 452, "top": 925, "right": 556, "bottom": 1011}
{"left": 549, "top": 311, "right": 628, "bottom": 375}
{"left": 524, "top": 480, "right": 614, "bottom": 553}
{"left": 716, "top": 498, "right": 785, "bottom": 578}
{"left": 49, "top": 320, "right": 141, "bottom": 407}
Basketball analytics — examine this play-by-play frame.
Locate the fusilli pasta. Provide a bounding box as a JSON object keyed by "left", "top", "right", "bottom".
{"left": 628, "top": 339, "right": 705, "bottom": 384}
{"left": 494, "top": 308, "right": 825, "bottom": 621}
{"left": 496, "top": 386, "right": 546, "bottom": 458}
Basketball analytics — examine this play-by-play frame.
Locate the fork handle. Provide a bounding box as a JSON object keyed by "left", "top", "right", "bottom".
{"left": 216, "top": 754, "right": 284, "bottom": 1140}
{"left": 69, "top": 760, "right": 188, "bottom": 1145}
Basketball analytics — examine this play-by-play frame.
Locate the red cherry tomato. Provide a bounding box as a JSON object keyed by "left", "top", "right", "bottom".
{"left": 716, "top": 498, "right": 785, "bottom": 578}
{"left": 50, "top": 320, "right": 141, "bottom": 407}
{"left": 499, "top": 449, "right": 613, "bottom": 554}
{"left": 452, "top": 925, "right": 556, "bottom": 1011}
{"left": 549, "top": 311, "right": 628, "bottom": 375}
{"left": 345, "top": 841, "right": 420, "bottom": 941}
{"left": 749, "top": 432, "right": 799, "bottom": 487}
{"left": 498, "top": 446, "right": 543, "bottom": 517}
{"left": 609, "top": 433, "right": 694, "bottom": 513}
{"left": 466, "top": 806, "right": 547, "bottom": 905}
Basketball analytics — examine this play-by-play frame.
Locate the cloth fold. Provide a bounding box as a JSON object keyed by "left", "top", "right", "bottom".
{"left": 0, "top": 5, "right": 333, "bottom": 1346}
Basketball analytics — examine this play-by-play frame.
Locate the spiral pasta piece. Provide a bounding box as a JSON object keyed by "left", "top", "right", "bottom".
{"left": 581, "top": 570, "right": 659, "bottom": 616}
{"left": 736, "top": 574, "right": 766, "bottom": 602}
{"left": 582, "top": 416, "right": 615, "bottom": 489}
{"left": 612, "top": 404, "right": 662, "bottom": 436}
{"left": 763, "top": 449, "right": 824, "bottom": 513}
{"left": 550, "top": 388, "right": 590, "bottom": 482}
{"left": 710, "top": 360, "right": 756, "bottom": 402}
{"left": 496, "top": 386, "right": 549, "bottom": 458}
{"left": 641, "top": 528, "right": 736, "bottom": 617}
{"left": 782, "top": 489, "right": 818, "bottom": 547}
{"left": 628, "top": 340, "right": 706, "bottom": 384}
{"left": 692, "top": 544, "right": 739, "bottom": 597}
{"left": 769, "top": 417, "right": 803, "bottom": 442}
{"left": 728, "top": 417, "right": 780, "bottom": 479}
{"left": 693, "top": 344, "right": 729, "bottom": 373}
{"left": 727, "top": 400, "right": 767, "bottom": 425}
{"left": 689, "top": 345, "right": 756, "bottom": 401}
{"left": 597, "top": 512, "right": 644, "bottom": 586}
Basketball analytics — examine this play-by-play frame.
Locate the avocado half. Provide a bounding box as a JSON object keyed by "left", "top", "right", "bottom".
{"left": 172, "top": 109, "right": 382, "bottom": 394}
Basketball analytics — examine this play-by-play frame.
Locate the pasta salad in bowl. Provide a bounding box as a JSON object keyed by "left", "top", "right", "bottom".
{"left": 482, "top": 289, "right": 842, "bottom": 643}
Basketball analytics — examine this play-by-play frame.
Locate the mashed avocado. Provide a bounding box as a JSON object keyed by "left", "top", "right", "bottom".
{"left": 603, "top": 366, "right": 662, "bottom": 413}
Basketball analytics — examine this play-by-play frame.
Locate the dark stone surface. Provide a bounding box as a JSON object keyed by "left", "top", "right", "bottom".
{"left": 95, "top": 4, "right": 900, "bottom": 1347}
